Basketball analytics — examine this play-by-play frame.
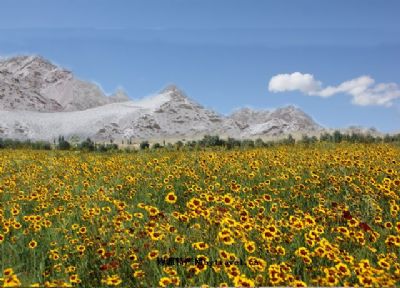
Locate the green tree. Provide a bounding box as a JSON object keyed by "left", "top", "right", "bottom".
{"left": 140, "top": 141, "right": 150, "bottom": 150}
{"left": 79, "top": 138, "right": 95, "bottom": 151}
{"left": 58, "top": 136, "right": 71, "bottom": 150}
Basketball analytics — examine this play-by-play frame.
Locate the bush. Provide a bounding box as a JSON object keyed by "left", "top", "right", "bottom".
{"left": 32, "top": 141, "right": 51, "bottom": 150}
{"left": 174, "top": 141, "right": 183, "bottom": 150}
{"left": 140, "top": 141, "right": 150, "bottom": 150}
{"left": 58, "top": 136, "right": 71, "bottom": 150}
{"left": 333, "top": 130, "right": 343, "bottom": 143}
{"left": 79, "top": 138, "right": 95, "bottom": 151}
{"left": 96, "top": 143, "right": 118, "bottom": 152}
{"left": 152, "top": 143, "right": 162, "bottom": 149}
{"left": 241, "top": 139, "right": 255, "bottom": 148}
{"left": 226, "top": 137, "right": 241, "bottom": 150}
{"left": 199, "top": 135, "right": 224, "bottom": 147}
{"left": 255, "top": 138, "right": 265, "bottom": 148}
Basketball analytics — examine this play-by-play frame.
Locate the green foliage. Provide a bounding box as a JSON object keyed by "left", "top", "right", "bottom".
{"left": 96, "top": 143, "right": 119, "bottom": 152}
{"left": 174, "top": 140, "right": 184, "bottom": 150}
{"left": 57, "top": 136, "right": 71, "bottom": 150}
{"left": 79, "top": 138, "right": 95, "bottom": 151}
{"left": 254, "top": 138, "right": 265, "bottom": 148}
{"left": 199, "top": 135, "right": 225, "bottom": 147}
{"left": 140, "top": 141, "right": 150, "bottom": 150}
{"left": 152, "top": 143, "right": 162, "bottom": 149}
{"left": 225, "top": 137, "right": 241, "bottom": 150}
{"left": 320, "top": 131, "right": 386, "bottom": 144}
{"left": 1, "top": 131, "right": 400, "bottom": 153}
{"left": 0, "top": 138, "right": 51, "bottom": 150}
{"left": 241, "top": 139, "right": 254, "bottom": 148}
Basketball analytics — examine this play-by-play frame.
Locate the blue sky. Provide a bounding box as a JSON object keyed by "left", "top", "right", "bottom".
{"left": 1, "top": 0, "right": 399, "bottom": 132}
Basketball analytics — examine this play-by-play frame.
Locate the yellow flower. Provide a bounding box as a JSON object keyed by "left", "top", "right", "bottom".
{"left": 175, "top": 235, "right": 185, "bottom": 244}
{"left": 276, "top": 245, "right": 286, "bottom": 256}
{"left": 233, "top": 274, "right": 255, "bottom": 287}
{"left": 244, "top": 241, "right": 256, "bottom": 253}
{"left": 159, "top": 277, "right": 171, "bottom": 287}
{"left": 170, "top": 276, "right": 180, "bottom": 286}
{"left": 147, "top": 250, "right": 159, "bottom": 260}
{"left": 395, "top": 221, "right": 400, "bottom": 233}
{"left": 69, "top": 274, "right": 81, "bottom": 284}
{"left": 377, "top": 258, "right": 391, "bottom": 270}
{"left": 102, "top": 275, "right": 122, "bottom": 286}
{"left": 192, "top": 241, "right": 209, "bottom": 250}
{"left": 79, "top": 226, "right": 87, "bottom": 234}
{"left": 295, "top": 247, "right": 310, "bottom": 257}
{"left": 133, "top": 270, "right": 145, "bottom": 279}
{"left": 96, "top": 248, "right": 106, "bottom": 257}
{"left": 102, "top": 206, "right": 112, "bottom": 213}
{"left": 3, "top": 268, "right": 14, "bottom": 277}
{"left": 335, "top": 262, "right": 351, "bottom": 276}
{"left": 263, "top": 194, "right": 272, "bottom": 202}
{"left": 150, "top": 231, "right": 164, "bottom": 241}
{"left": 76, "top": 245, "right": 85, "bottom": 252}
{"left": 292, "top": 280, "right": 307, "bottom": 287}
{"left": 163, "top": 267, "right": 177, "bottom": 276}
{"left": 246, "top": 256, "right": 267, "bottom": 272}
{"left": 65, "top": 266, "right": 76, "bottom": 273}
{"left": 3, "top": 274, "right": 21, "bottom": 287}
{"left": 165, "top": 192, "right": 177, "bottom": 204}
{"left": 28, "top": 240, "right": 38, "bottom": 249}
{"left": 262, "top": 225, "right": 278, "bottom": 240}
{"left": 148, "top": 206, "right": 160, "bottom": 216}
{"left": 220, "top": 235, "right": 235, "bottom": 245}
{"left": 187, "top": 265, "right": 202, "bottom": 276}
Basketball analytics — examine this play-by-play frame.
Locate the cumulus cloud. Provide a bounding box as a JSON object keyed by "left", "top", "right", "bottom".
{"left": 268, "top": 72, "right": 321, "bottom": 94}
{"left": 268, "top": 72, "right": 400, "bottom": 107}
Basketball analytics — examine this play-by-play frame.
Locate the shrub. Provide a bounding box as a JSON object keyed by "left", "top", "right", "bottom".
{"left": 58, "top": 136, "right": 71, "bottom": 150}
{"left": 140, "top": 141, "right": 150, "bottom": 150}
{"left": 79, "top": 138, "right": 95, "bottom": 151}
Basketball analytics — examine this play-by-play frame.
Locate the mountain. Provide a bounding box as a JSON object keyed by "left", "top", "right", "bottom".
{"left": 0, "top": 55, "right": 325, "bottom": 142}
{"left": 229, "top": 106, "right": 322, "bottom": 137}
{"left": 0, "top": 85, "right": 323, "bottom": 141}
{"left": 0, "top": 55, "right": 129, "bottom": 112}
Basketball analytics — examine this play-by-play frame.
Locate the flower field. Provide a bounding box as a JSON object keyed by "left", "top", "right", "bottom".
{"left": 0, "top": 143, "right": 399, "bottom": 287}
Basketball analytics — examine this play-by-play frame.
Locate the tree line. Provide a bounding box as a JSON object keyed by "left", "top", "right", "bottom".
{"left": 0, "top": 131, "right": 400, "bottom": 152}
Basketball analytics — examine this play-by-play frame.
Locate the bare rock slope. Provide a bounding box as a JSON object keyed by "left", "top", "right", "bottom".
{"left": 229, "top": 106, "right": 322, "bottom": 137}
{"left": 0, "top": 55, "right": 129, "bottom": 112}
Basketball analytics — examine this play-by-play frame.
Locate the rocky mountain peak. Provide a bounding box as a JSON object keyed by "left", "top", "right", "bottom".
{"left": 0, "top": 55, "right": 64, "bottom": 76}
{"left": 20, "top": 55, "right": 55, "bottom": 67}
{"left": 160, "top": 84, "right": 189, "bottom": 101}
{"left": 110, "top": 88, "right": 130, "bottom": 102}
{"left": 161, "top": 84, "right": 180, "bottom": 93}
{"left": 0, "top": 54, "right": 131, "bottom": 112}
{"left": 271, "top": 105, "right": 314, "bottom": 120}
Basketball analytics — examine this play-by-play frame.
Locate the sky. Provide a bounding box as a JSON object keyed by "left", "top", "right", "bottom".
{"left": 0, "top": 0, "right": 399, "bottom": 132}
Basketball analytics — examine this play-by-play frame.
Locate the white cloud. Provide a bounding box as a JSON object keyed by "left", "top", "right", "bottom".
{"left": 268, "top": 72, "right": 400, "bottom": 107}
{"left": 268, "top": 72, "right": 321, "bottom": 94}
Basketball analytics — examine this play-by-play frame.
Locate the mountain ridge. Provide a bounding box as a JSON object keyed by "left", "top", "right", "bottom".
{"left": 0, "top": 55, "right": 382, "bottom": 142}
